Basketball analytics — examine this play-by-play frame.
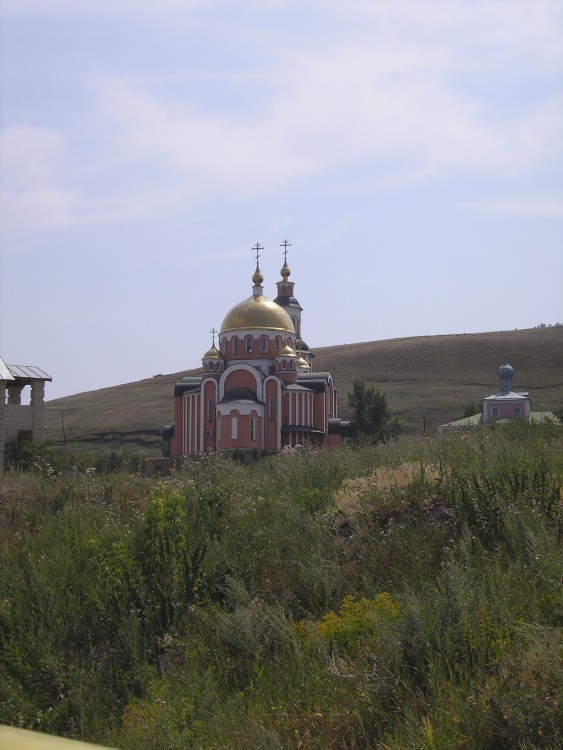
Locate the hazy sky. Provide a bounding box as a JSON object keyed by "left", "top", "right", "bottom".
{"left": 1, "top": 0, "right": 562, "bottom": 401}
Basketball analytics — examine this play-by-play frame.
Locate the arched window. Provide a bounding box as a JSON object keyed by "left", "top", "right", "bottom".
{"left": 269, "top": 397, "right": 276, "bottom": 420}
{"left": 232, "top": 337, "right": 238, "bottom": 355}
{"left": 261, "top": 335, "right": 267, "bottom": 353}
{"left": 282, "top": 360, "right": 286, "bottom": 370}
{"left": 246, "top": 336, "right": 253, "bottom": 353}
{"left": 231, "top": 416, "right": 238, "bottom": 440}
{"left": 207, "top": 399, "right": 214, "bottom": 421}
{"left": 275, "top": 337, "right": 281, "bottom": 352}
{"left": 250, "top": 417, "right": 256, "bottom": 441}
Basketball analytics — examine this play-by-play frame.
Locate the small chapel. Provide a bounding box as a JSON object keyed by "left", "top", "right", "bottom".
{"left": 162, "top": 243, "right": 349, "bottom": 461}
{"left": 437, "top": 359, "right": 559, "bottom": 435}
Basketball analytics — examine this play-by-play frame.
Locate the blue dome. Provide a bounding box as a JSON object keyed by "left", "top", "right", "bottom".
{"left": 497, "top": 360, "right": 515, "bottom": 380}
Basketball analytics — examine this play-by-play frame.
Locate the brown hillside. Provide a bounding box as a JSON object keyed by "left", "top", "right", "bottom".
{"left": 43, "top": 327, "right": 563, "bottom": 447}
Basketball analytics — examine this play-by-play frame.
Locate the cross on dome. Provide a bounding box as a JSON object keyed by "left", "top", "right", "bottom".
{"left": 280, "top": 239, "right": 291, "bottom": 263}
{"left": 252, "top": 242, "right": 263, "bottom": 263}
{"left": 251, "top": 242, "right": 264, "bottom": 289}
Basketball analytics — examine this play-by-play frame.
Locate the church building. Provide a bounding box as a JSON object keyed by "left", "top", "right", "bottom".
{"left": 437, "top": 359, "right": 559, "bottom": 435}
{"left": 163, "top": 244, "right": 349, "bottom": 460}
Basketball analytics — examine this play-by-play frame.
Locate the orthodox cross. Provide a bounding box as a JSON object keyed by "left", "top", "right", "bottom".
{"left": 210, "top": 327, "right": 217, "bottom": 347}
{"left": 280, "top": 239, "right": 291, "bottom": 263}
{"left": 252, "top": 242, "right": 263, "bottom": 263}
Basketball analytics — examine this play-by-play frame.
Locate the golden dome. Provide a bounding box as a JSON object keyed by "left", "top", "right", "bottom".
{"left": 221, "top": 294, "right": 295, "bottom": 333}
{"left": 203, "top": 344, "right": 221, "bottom": 359}
{"left": 278, "top": 341, "right": 297, "bottom": 357}
{"left": 252, "top": 262, "right": 264, "bottom": 285}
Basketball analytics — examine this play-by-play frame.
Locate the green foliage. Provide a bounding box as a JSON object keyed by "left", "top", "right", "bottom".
{"left": 3, "top": 438, "right": 147, "bottom": 476}
{"left": 138, "top": 485, "right": 204, "bottom": 630}
{"left": 0, "top": 424, "right": 562, "bottom": 748}
{"left": 294, "top": 592, "right": 399, "bottom": 653}
{"left": 462, "top": 402, "right": 479, "bottom": 417}
{"left": 347, "top": 379, "right": 401, "bottom": 444}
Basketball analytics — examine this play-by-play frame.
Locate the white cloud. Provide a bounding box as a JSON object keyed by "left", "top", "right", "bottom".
{"left": 3, "top": 0, "right": 561, "bottom": 233}
{"left": 0, "top": 125, "right": 189, "bottom": 240}
{"left": 98, "top": 82, "right": 310, "bottom": 195}
{"left": 95, "top": 38, "right": 563, "bottom": 198}
{"left": 0, "top": 126, "right": 76, "bottom": 236}
{"left": 467, "top": 196, "right": 563, "bottom": 218}
{"left": 328, "top": 0, "right": 563, "bottom": 74}
{"left": 1, "top": 0, "right": 212, "bottom": 17}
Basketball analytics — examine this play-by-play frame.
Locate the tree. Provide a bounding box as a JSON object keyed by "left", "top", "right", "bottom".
{"left": 462, "top": 403, "right": 479, "bottom": 418}
{"left": 347, "top": 379, "right": 401, "bottom": 444}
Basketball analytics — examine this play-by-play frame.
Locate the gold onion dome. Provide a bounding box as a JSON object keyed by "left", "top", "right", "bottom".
{"left": 203, "top": 344, "right": 221, "bottom": 359}
{"left": 221, "top": 295, "right": 294, "bottom": 333}
{"left": 278, "top": 341, "right": 297, "bottom": 357}
{"left": 297, "top": 353, "right": 309, "bottom": 369}
{"left": 252, "top": 262, "right": 264, "bottom": 285}
{"left": 280, "top": 260, "right": 291, "bottom": 281}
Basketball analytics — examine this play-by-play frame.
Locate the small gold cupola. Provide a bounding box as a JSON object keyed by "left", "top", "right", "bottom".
{"left": 275, "top": 336, "right": 298, "bottom": 382}
{"left": 202, "top": 328, "right": 224, "bottom": 375}
{"left": 296, "top": 346, "right": 311, "bottom": 372}
{"left": 278, "top": 339, "right": 297, "bottom": 358}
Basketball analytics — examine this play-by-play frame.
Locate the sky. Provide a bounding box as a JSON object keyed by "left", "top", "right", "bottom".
{"left": 1, "top": 0, "right": 562, "bottom": 402}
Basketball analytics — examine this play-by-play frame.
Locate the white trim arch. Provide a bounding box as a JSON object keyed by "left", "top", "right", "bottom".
{"left": 218, "top": 362, "right": 264, "bottom": 402}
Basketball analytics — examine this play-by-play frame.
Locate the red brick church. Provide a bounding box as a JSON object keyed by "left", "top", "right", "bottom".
{"left": 163, "top": 243, "right": 349, "bottom": 460}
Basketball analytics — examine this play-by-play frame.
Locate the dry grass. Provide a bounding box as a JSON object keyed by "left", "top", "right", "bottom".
{"left": 334, "top": 462, "right": 444, "bottom": 515}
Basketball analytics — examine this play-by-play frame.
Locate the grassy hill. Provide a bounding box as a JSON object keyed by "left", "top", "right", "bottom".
{"left": 43, "top": 327, "right": 563, "bottom": 447}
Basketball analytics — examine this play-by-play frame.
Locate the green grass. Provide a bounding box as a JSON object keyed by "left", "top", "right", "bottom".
{"left": 43, "top": 327, "right": 563, "bottom": 447}
{"left": 1, "top": 423, "right": 561, "bottom": 748}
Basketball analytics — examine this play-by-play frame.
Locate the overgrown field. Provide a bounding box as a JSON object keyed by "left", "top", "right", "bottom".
{"left": 1, "top": 425, "right": 562, "bottom": 749}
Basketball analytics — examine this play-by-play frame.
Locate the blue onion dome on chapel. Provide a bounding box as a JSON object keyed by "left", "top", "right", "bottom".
{"left": 497, "top": 359, "right": 514, "bottom": 380}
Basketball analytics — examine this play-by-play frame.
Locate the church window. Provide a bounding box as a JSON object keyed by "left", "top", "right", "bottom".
{"left": 492, "top": 407, "right": 499, "bottom": 418}
{"left": 282, "top": 360, "right": 286, "bottom": 369}
{"left": 275, "top": 337, "right": 281, "bottom": 352}
{"left": 246, "top": 336, "right": 253, "bottom": 353}
{"left": 269, "top": 397, "right": 276, "bottom": 420}
{"left": 514, "top": 407, "right": 521, "bottom": 417}
{"left": 504, "top": 379, "right": 509, "bottom": 391}
{"left": 231, "top": 416, "right": 238, "bottom": 440}
{"left": 250, "top": 417, "right": 256, "bottom": 441}
{"left": 207, "top": 399, "right": 214, "bottom": 422}
{"left": 261, "top": 335, "right": 267, "bottom": 353}
{"left": 233, "top": 337, "right": 238, "bottom": 355}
